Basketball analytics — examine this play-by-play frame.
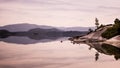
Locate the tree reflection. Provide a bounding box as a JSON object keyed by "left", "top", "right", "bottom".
{"left": 70, "top": 40, "right": 120, "bottom": 61}
{"left": 95, "top": 52, "right": 99, "bottom": 61}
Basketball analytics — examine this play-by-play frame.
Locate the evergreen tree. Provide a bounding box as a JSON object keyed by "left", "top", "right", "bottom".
{"left": 95, "top": 18, "right": 99, "bottom": 28}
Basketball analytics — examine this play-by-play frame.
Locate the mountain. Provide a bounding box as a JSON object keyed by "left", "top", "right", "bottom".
{"left": 0, "top": 23, "right": 89, "bottom": 44}
{"left": 0, "top": 23, "right": 88, "bottom": 40}
{"left": 0, "top": 23, "right": 95, "bottom": 32}
{"left": 0, "top": 23, "right": 55, "bottom": 32}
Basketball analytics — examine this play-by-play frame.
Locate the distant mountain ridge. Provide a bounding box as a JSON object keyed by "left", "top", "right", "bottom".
{"left": 0, "top": 23, "right": 95, "bottom": 32}
{"left": 0, "top": 23, "right": 56, "bottom": 32}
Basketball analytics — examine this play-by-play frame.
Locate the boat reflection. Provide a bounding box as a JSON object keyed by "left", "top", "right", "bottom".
{"left": 70, "top": 40, "right": 120, "bottom": 61}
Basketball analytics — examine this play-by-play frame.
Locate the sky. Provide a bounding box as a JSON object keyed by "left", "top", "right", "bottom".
{"left": 0, "top": 0, "right": 120, "bottom": 27}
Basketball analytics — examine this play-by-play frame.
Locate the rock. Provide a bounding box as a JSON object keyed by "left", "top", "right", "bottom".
{"left": 80, "top": 25, "right": 112, "bottom": 41}
{"left": 104, "top": 35, "right": 120, "bottom": 48}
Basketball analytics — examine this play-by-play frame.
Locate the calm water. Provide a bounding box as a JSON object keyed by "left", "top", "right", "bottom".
{"left": 0, "top": 37, "right": 120, "bottom": 68}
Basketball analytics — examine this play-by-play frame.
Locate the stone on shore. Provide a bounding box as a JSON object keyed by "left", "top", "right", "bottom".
{"left": 104, "top": 35, "right": 120, "bottom": 48}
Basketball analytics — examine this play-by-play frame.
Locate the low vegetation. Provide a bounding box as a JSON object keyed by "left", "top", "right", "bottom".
{"left": 102, "top": 18, "right": 120, "bottom": 39}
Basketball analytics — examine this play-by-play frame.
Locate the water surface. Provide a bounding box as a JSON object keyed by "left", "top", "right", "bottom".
{"left": 0, "top": 37, "right": 120, "bottom": 68}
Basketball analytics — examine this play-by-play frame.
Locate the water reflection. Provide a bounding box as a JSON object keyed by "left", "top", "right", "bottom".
{"left": 102, "top": 43, "right": 120, "bottom": 60}
{"left": 0, "top": 36, "right": 65, "bottom": 44}
{"left": 95, "top": 52, "right": 99, "bottom": 61}
{"left": 0, "top": 34, "right": 68, "bottom": 44}
{"left": 70, "top": 41, "right": 120, "bottom": 61}
{"left": 0, "top": 28, "right": 82, "bottom": 44}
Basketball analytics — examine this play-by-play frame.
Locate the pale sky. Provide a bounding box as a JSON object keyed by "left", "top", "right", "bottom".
{"left": 0, "top": 0, "right": 120, "bottom": 27}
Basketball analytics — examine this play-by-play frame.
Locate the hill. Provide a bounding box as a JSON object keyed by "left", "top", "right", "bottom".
{"left": 0, "top": 23, "right": 94, "bottom": 32}
{"left": 0, "top": 23, "right": 55, "bottom": 32}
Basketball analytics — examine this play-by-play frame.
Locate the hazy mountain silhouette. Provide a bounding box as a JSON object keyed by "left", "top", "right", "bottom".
{"left": 0, "top": 23, "right": 88, "bottom": 44}
{"left": 0, "top": 23, "right": 88, "bottom": 39}
{"left": 0, "top": 23, "right": 94, "bottom": 32}
{"left": 0, "top": 28, "right": 87, "bottom": 39}
{"left": 0, "top": 23, "right": 56, "bottom": 32}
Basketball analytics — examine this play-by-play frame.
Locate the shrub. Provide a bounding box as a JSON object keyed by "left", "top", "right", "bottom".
{"left": 101, "top": 18, "right": 120, "bottom": 39}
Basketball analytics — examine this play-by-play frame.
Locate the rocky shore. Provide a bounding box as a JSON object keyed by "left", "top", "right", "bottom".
{"left": 104, "top": 35, "right": 120, "bottom": 47}
{"left": 69, "top": 25, "right": 112, "bottom": 42}
{"left": 69, "top": 25, "right": 120, "bottom": 48}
